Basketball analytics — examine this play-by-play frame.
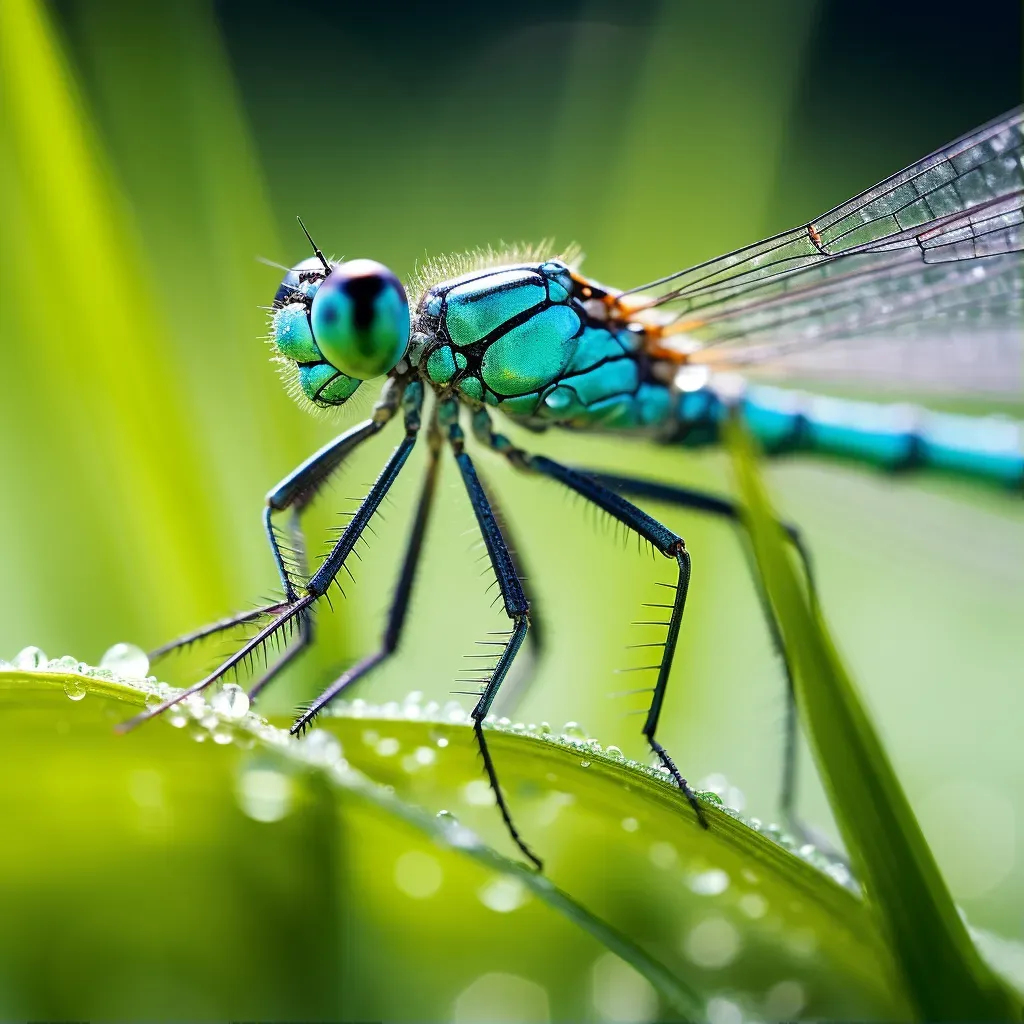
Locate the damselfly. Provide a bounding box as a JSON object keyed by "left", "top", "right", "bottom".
{"left": 123, "top": 108, "right": 1023, "bottom": 869}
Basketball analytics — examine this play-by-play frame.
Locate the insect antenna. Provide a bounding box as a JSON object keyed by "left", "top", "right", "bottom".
{"left": 296, "top": 216, "right": 331, "bottom": 273}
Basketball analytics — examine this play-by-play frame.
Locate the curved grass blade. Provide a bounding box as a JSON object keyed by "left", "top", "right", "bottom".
{"left": 0, "top": 662, "right": 914, "bottom": 1019}
{"left": 0, "top": 666, "right": 702, "bottom": 1019}
{"left": 725, "top": 416, "right": 1022, "bottom": 1020}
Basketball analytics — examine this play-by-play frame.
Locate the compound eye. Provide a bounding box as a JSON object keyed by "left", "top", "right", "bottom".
{"left": 309, "top": 259, "right": 410, "bottom": 380}
{"left": 273, "top": 255, "right": 325, "bottom": 307}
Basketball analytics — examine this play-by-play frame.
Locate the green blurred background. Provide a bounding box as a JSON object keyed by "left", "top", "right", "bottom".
{"left": 1, "top": 0, "right": 1022, "bottom": 1017}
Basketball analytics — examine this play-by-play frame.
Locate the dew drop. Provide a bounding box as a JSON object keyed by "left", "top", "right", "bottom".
{"left": 580, "top": 760, "right": 591, "bottom": 768}
{"left": 211, "top": 726, "right": 234, "bottom": 745}
{"left": 436, "top": 809, "right": 457, "bottom": 823}
{"left": 63, "top": 679, "right": 87, "bottom": 702}
{"left": 211, "top": 683, "right": 250, "bottom": 720}
{"left": 99, "top": 642, "right": 150, "bottom": 679}
{"left": 167, "top": 711, "right": 189, "bottom": 729}
{"left": 604, "top": 745, "right": 624, "bottom": 760}
{"left": 414, "top": 746, "right": 436, "bottom": 766}
{"left": 562, "top": 721, "right": 586, "bottom": 740}
{"left": 538, "top": 722, "right": 552, "bottom": 735}
{"left": 376, "top": 736, "right": 400, "bottom": 757}
{"left": 621, "top": 816, "right": 639, "bottom": 833}
{"left": 436, "top": 736, "right": 449, "bottom": 748}
{"left": 57, "top": 655, "right": 79, "bottom": 671}
{"left": 447, "top": 824, "right": 481, "bottom": 850}
{"left": 826, "top": 861, "right": 854, "bottom": 889}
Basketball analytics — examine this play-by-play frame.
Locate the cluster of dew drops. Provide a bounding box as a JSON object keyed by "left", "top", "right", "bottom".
{"left": 2, "top": 641, "right": 264, "bottom": 747}
{"left": 0, "top": 647, "right": 856, "bottom": 892}
{"left": 327, "top": 693, "right": 858, "bottom": 893}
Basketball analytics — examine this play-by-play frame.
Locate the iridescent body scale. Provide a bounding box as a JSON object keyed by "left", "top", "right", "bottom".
{"left": 127, "top": 109, "right": 1023, "bottom": 869}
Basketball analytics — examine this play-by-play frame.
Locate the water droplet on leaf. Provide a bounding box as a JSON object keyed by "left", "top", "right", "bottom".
{"left": 100, "top": 642, "right": 149, "bottom": 678}
{"left": 63, "top": 679, "right": 86, "bottom": 702}
{"left": 211, "top": 682, "right": 249, "bottom": 719}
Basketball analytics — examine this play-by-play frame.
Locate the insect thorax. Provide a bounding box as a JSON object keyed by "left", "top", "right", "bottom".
{"left": 408, "top": 259, "right": 676, "bottom": 434}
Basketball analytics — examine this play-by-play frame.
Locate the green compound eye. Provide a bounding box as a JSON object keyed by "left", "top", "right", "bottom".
{"left": 309, "top": 259, "right": 410, "bottom": 380}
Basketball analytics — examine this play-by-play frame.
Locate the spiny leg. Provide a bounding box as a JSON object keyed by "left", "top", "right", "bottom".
{"left": 291, "top": 425, "right": 443, "bottom": 734}
{"left": 473, "top": 467, "right": 546, "bottom": 719}
{"left": 148, "top": 600, "right": 292, "bottom": 662}
{"left": 472, "top": 411, "right": 706, "bottom": 828}
{"left": 247, "top": 592, "right": 314, "bottom": 703}
{"left": 149, "top": 414, "right": 388, "bottom": 669}
{"left": 117, "top": 381, "right": 419, "bottom": 731}
{"left": 445, "top": 401, "right": 541, "bottom": 870}
{"left": 579, "top": 470, "right": 817, "bottom": 834}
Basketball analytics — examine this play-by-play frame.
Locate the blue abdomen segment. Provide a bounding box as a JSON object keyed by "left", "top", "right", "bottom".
{"left": 739, "top": 385, "right": 1024, "bottom": 488}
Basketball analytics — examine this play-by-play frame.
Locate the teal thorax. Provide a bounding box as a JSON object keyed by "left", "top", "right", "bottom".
{"left": 409, "top": 260, "right": 674, "bottom": 433}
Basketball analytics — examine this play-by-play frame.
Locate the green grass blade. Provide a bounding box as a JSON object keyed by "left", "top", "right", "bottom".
{"left": 0, "top": 663, "right": 915, "bottom": 1019}
{"left": 0, "top": 0, "right": 236, "bottom": 630}
{"left": 725, "top": 418, "right": 1021, "bottom": 1020}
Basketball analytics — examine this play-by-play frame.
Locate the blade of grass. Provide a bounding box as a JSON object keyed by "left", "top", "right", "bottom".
{"left": 725, "top": 416, "right": 1021, "bottom": 1020}
{"left": 0, "top": 0, "right": 236, "bottom": 631}
{"left": 1, "top": 668, "right": 706, "bottom": 1020}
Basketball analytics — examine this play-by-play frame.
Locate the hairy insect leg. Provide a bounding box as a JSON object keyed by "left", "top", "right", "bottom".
{"left": 578, "top": 470, "right": 818, "bottom": 835}
{"left": 471, "top": 411, "right": 706, "bottom": 829}
{"left": 118, "top": 381, "right": 419, "bottom": 731}
{"left": 472, "top": 467, "right": 545, "bottom": 719}
{"left": 445, "top": 401, "right": 540, "bottom": 870}
{"left": 149, "top": 415, "right": 389, "bottom": 666}
{"left": 291, "top": 429, "right": 443, "bottom": 734}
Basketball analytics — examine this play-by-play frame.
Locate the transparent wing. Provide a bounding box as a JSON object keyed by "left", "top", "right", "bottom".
{"left": 634, "top": 108, "right": 1024, "bottom": 396}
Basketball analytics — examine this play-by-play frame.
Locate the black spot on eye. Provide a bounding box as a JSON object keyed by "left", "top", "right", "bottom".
{"left": 345, "top": 274, "right": 385, "bottom": 330}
